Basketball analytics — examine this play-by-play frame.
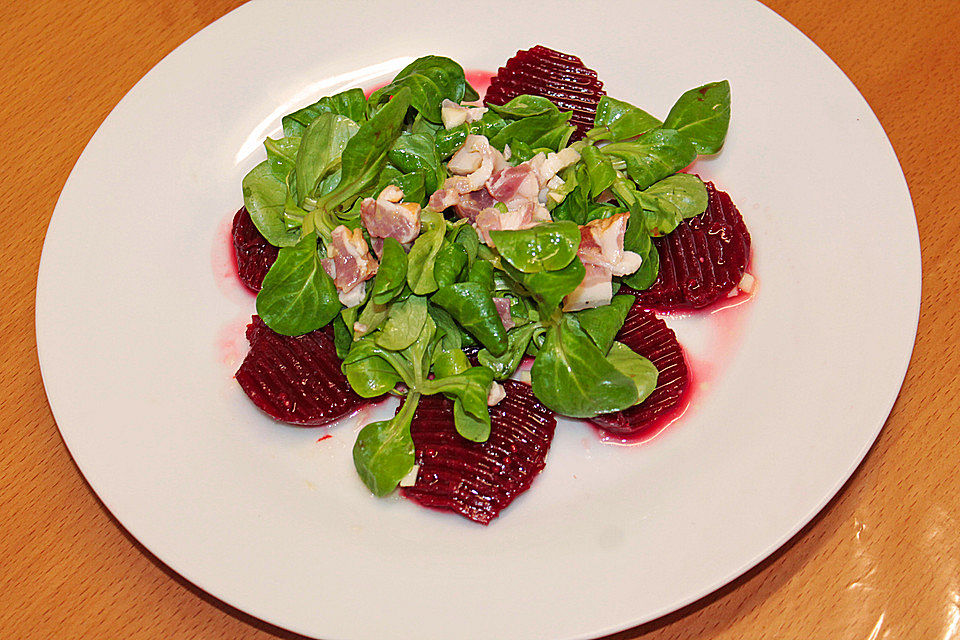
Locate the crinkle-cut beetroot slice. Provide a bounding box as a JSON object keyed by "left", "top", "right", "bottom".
{"left": 628, "top": 181, "right": 751, "bottom": 310}
{"left": 401, "top": 381, "right": 556, "bottom": 525}
{"left": 232, "top": 207, "right": 278, "bottom": 292}
{"left": 235, "top": 316, "right": 366, "bottom": 426}
{"left": 484, "top": 45, "right": 605, "bottom": 141}
{"left": 590, "top": 307, "right": 689, "bottom": 437}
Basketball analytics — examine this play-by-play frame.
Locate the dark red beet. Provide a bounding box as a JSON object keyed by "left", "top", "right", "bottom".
{"left": 627, "top": 182, "right": 751, "bottom": 310}
{"left": 484, "top": 45, "right": 605, "bottom": 141}
{"left": 235, "top": 316, "right": 366, "bottom": 426}
{"left": 401, "top": 381, "right": 556, "bottom": 525}
{"left": 590, "top": 307, "right": 689, "bottom": 437}
{"left": 232, "top": 207, "right": 278, "bottom": 292}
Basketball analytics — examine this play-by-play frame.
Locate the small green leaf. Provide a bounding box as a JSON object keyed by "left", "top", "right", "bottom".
{"left": 241, "top": 161, "right": 301, "bottom": 247}
{"left": 489, "top": 221, "right": 580, "bottom": 273}
{"left": 478, "top": 322, "right": 543, "bottom": 380}
{"left": 369, "top": 56, "right": 474, "bottom": 123}
{"left": 281, "top": 87, "right": 367, "bottom": 138}
{"left": 370, "top": 238, "right": 408, "bottom": 305}
{"left": 255, "top": 233, "right": 340, "bottom": 335}
{"left": 601, "top": 129, "right": 697, "bottom": 190}
{"left": 376, "top": 295, "right": 429, "bottom": 351}
{"left": 433, "top": 243, "right": 468, "bottom": 287}
{"left": 432, "top": 282, "right": 508, "bottom": 356}
{"left": 296, "top": 113, "right": 358, "bottom": 204}
{"left": 406, "top": 209, "right": 446, "bottom": 295}
{"left": 486, "top": 94, "right": 559, "bottom": 118}
{"left": 663, "top": 80, "right": 731, "bottom": 155}
{"left": 589, "top": 96, "right": 662, "bottom": 142}
{"left": 641, "top": 173, "right": 709, "bottom": 220}
{"left": 606, "top": 342, "right": 659, "bottom": 405}
{"left": 574, "top": 294, "right": 635, "bottom": 354}
{"left": 352, "top": 392, "right": 420, "bottom": 496}
{"left": 425, "top": 367, "right": 494, "bottom": 442}
{"left": 530, "top": 316, "right": 638, "bottom": 418}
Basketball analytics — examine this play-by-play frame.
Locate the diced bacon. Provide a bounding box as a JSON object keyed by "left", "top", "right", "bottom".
{"left": 578, "top": 212, "right": 642, "bottom": 276}
{"left": 321, "top": 225, "right": 378, "bottom": 307}
{"left": 440, "top": 99, "right": 487, "bottom": 129}
{"left": 562, "top": 262, "right": 612, "bottom": 311}
{"left": 487, "top": 381, "right": 506, "bottom": 406}
{"left": 427, "top": 180, "right": 462, "bottom": 212}
{"left": 527, "top": 147, "right": 580, "bottom": 189}
{"left": 447, "top": 135, "right": 508, "bottom": 192}
{"left": 378, "top": 184, "right": 404, "bottom": 203}
{"left": 360, "top": 187, "right": 421, "bottom": 244}
{"left": 339, "top": 281, "right": 367, "bottom": 308}
{"left": 492, "top": 297, "right": 515, "bottom": 331}
{"left": 454, "top": 187, "right": 496, "bottom": 222}
{"left": 487, "top": 163, "right": 540, "bottom": 205}
{"left": 474, "top": 203, "right": 541, "bottom": 246}
{"left": 563, "top": 212, "right": 643, "bottom": 311}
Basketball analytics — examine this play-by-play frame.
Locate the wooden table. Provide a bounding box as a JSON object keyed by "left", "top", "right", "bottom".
{"left": 1, "top": 1, "right": 957, "bottom": 638}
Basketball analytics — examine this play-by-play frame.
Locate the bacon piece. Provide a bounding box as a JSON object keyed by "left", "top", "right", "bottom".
{"left": 578, "top": 213, "right": 642, "bottom": 276}
{"left": 590, "top": 307, "right": 689, "bottom": 436}
{"left": 487, "top": 163, "right": 540, "bottom": 207}
{"left": 564, "top": 212, "right": 642, "bottom": 311}
{"left": 440, "top": 99, "right": 487, "bottom": 129}
{"left": 447, "top": 134, "right": 508, "bottom": 191}
{"left": 427, "top": 180, "right": 462, "bottom": 213}
{"left": 627, "top": 182, "right": 751, "bottom": 310}
{"left": 492, "top": 297, "right": 515, "bottom": 331}
{"left": 474, "top": 202, "right": 543, "bottom": 245}
{"left": 231, "top": 206, "right": 278, "bottom": 292}
{"left": 401, "top": 381, "right": 556, "bottom": 524}
{"left": 321, "top": 225, "right": 378, "bottom": 307}
{"left": 360, "top": 187, "right": 421, "bottom": 244}
{"left": 235, "top": 316, "right": 368, "bottom": 426}
{"left": 562, "top": 262, "right": 612, "bottom": 312}
{"left": 452, "top": 187, "right": 496, "bottom": 222}
{"left": 484, "top": 45, "right": 606, "bottom": 141}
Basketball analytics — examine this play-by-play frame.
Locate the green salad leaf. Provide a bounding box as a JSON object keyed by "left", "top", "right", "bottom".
{"left": 255, "top": 233, "right": 340, "bottom": 335}
{"left": 353, "top": 392, "right": 419, "bottom": 496}
{"left": 663, "top": 80, "right": 731, "bottom": 155}
{"left": 369, "top": 56, "right": 477, "bottom": 123}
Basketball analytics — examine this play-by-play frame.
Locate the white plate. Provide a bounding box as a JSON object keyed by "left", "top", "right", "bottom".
{"left": 36, "top": 1, "right": 919, "bottom": 639}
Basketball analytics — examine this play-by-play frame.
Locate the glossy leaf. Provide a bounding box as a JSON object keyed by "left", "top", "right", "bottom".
{"left": 282, "top": 87, "right": 367, "bottom": 138}
{"left": 530, "top": 316, "right": 638, "bottom": 418}
{"left": 606, "top": 342, "right": 659, "bottom": 405}
{"left": 370, "top": 238, "right": 407, "bottom": 304}
{"left": 601, "top": 129, "right": 697, "bottom": 189}
{"left": 255, "top": 233, "right": 339, "bottom": 335}
{"left": 353, "top": 393, "right": 420, "bottom": 496}
{"left": 490, "top": 221, "right": 581, "bottom": 273}
{"left": 574, "top": 294, "right": 635, "bottom": 354}
{"left": 663, "top": 80, "right": 731, "bottom": 154}
{"left": 406, "top": 209, "right": 446, "bottom": 295}
{"left": 589, "top": 96, "right": 662, "bottom": 142}
{"left": 369, "top": 56, "right": 475, "bottom": 123}
{"left": 241, "top": 161, "right": 301, "bottom": 247}
{"left": 432, "top": 282, "right": 508, "bottom": 356}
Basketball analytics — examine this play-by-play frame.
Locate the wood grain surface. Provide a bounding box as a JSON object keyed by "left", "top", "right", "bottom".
{"left": 1, "top": 1, "right": 957, "bottom": 638}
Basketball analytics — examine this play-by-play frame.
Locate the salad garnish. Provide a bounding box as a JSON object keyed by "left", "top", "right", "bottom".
{"left": 236, "top": 48, "right": 736, "bottom": 510}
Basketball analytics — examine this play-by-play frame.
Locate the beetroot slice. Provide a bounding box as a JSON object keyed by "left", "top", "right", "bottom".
{"left": 484, "top": 45, "right": 605, "bottom": 141}
{"left": 232, "top": 207, "right": 278, "bottom": 292}
{"left": 628, "top": 182, "right": 751, "bottom": 310}
{"left": 401, "top": 381, "right": 556, "bottom": 525}
{"left": 590, "top": 307, "right": 689, "bottom": 437}
{"left": 235, "top": 316, "right": 366, "bottom": 426}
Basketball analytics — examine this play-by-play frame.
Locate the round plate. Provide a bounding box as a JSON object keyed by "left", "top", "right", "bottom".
{"left": 36, "top": 1, "right": 919, "bottom": 639}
